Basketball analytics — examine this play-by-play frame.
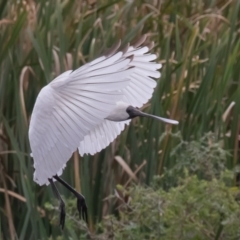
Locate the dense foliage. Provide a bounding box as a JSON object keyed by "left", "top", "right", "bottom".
{"left": 0, "top": 0, "right": 240, "bottom": 239}
{"left": 96, "top": 170, "right": 240, "bottom": 240}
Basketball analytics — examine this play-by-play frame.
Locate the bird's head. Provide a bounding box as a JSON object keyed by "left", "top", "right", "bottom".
{"left": 126, "top": 106, "right": 143, "bottom": 119}
{"left": 126, "top": 105, "right": 179, "bottom": 125}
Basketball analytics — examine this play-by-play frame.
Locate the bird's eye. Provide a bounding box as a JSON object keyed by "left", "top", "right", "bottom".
{"left": 126, "top": 108, "right": 131, "bottom": 114}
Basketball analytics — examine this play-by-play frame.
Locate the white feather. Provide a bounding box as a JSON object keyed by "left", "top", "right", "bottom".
{"left": 29, "top": 37, "right": 172, "bottom": 186}
{"left": 29, "top": 52, "right": 134, "bottom": 185}
{"left": 78, "top": 120, "right": 131, "bottom": 156}
{"left": 77, "top": 43, "right": 162, "bottom": 157}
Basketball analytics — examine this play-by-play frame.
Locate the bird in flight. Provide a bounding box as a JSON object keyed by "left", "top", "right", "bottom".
{"left": 28, "top": 35, "right": 178, "bottom": 229}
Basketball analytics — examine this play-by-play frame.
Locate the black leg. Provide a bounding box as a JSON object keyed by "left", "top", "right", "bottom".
{"left": 53, "top": 175, "right": 88, "bottom": 223}
{"left": 49, "top": 178, "right": 66, "bottom": 230}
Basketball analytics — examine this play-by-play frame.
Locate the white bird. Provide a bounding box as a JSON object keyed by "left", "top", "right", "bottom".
{"left": 28, "top": 35, "right": 178, "bottom": 229}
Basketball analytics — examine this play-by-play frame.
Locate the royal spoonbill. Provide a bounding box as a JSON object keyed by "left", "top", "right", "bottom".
{"left": 28, "top": 35, "right": 178, "bottom": 229}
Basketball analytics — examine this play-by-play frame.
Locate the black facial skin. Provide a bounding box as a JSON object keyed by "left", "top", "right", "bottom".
{"left": 126, "top": 106, "right": 141, "bottom": 119}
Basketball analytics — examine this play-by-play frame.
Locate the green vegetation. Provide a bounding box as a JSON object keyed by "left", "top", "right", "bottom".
{"left": 0, "top": 0, "right": 240, "bottom": 239}
{"left": 95, "top": 170, "right": 240, "bottom": 240}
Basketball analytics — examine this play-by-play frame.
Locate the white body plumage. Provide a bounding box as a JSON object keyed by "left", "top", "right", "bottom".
{"left": 106, "top": 102, "right": 130, "bottom": 121}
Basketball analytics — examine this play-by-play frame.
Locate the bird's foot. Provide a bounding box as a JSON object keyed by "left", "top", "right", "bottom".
{"left": 77, "top": 196, "right": 88, "bottom": 223}
{"left": 59, "top": 200, "right": 66, "bottom": 230}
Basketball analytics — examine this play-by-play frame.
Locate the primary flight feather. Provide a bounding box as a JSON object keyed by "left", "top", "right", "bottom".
{"left": 29, "top": 35, "right": 178, "bottom": 229}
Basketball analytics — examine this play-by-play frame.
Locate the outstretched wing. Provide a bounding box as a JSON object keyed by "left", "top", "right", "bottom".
{"left": 78, "top": 36, "right": 161, "bottom": 156}
{"left": 29, "top": 52, "right": 135, "bottom": 185}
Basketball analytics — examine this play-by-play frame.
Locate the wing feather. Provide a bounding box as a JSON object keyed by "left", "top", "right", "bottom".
{"left": 70, "top": 52, "right": 123, "bottom": 77}
{"left": 29, "top": 53, "right": 134, "bottom": 185}
{"left": 30, "top": 36, "right": 162, "bottom": 185}
{"left": 78, "top": 120, "right": 130, "bottom": 156}
{"left": 78, "top": 37, "right": 162, "bottom": 156}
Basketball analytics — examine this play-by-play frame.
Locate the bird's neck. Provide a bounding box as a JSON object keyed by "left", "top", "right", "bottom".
{"left": 105, "top": 102, "right": 130, "bottom": 122}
